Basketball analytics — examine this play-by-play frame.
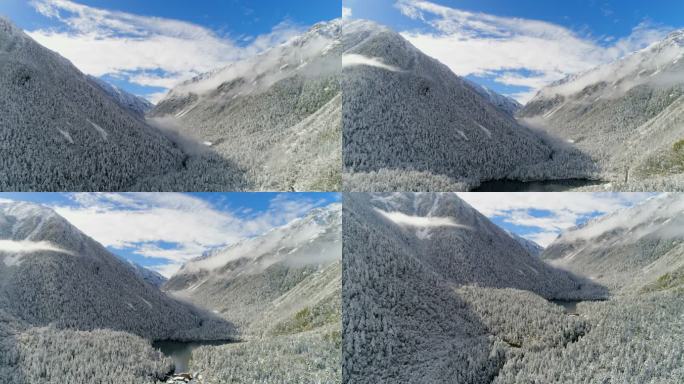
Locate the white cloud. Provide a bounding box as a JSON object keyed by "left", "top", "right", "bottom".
{"left": 26, "top": 0, "right": 304, "bottom": 94}
{"left": 343, "top": 7, "right": 353, "bottom": 19}
{"left": 375, "top": 208, "right": 467, "bottom": 228}
{"left": 457, "top": 192, "right": 657, "bottom": 246}
{"left": 0, "top": 240, "right": 72, "bottom": 266}
{"left": 0, "top": 240, "right": 71, "bottom": 255}
{"left": 342, "top": 54, "right": 402, "bottom": 72}
{"left": 394, "top": 0, "right": 673, "bottom": 102}
{"left": 49, "top": 193, "right": 329, "bottom": 277}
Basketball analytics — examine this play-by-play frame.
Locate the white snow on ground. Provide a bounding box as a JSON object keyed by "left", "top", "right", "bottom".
{"left": 342, "top": 54, "right": 401, "bottom": 72}
{"left": 57, "top": 129, "right": 74, "bottom": 144}
{"left": 87, "top": 119, "right": 108, "bottom": 140}
{"left": 475, "top": 122, "right": 492, "bottom": 138}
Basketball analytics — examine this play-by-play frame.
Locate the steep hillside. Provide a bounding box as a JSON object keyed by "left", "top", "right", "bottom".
{"left": 150, "top": 20, "right": 342, "bottom": 191}
{"left": 342, "top": 20, "right": 595, "bottom": 191}
{"left": 87, "top": 75, "right": 153, "bottom": 119}
{"left": 0, "top": 18, "right": 191, "bottom": 191}
{"left": 0, "top": 201, "right": 234, "bottom": 341}
{"left": 165, "top": 204, "right": 341, "bottom": 333}
{"left": 507, "top": 231, "right": 544, "bottom": 257}
{"left": 465, "top": 79, "right": 522, "bottom": 117}
{"left": 164, "top": 204, "right": 342, "bottom": 383}
{"left": 124, "top": 260, "right": 167, "bottom": 288}
{"left": 343, "top": 193, "right": 604, "bottom": 383}
{"left": 345, "top": 193, "right": 593, "bottom": 297}
{"left": 520, "top": 30, "right": 684, "bottom": 187}
{"left": 543, "top": 193, "right": 684, "bottom": 292}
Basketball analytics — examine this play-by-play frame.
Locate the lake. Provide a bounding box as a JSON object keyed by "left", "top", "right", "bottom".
{"left": 473, "top": 179, "right": 604, "bottom": 192}
{"left": 152, "top": 340, "right": 232, "bottom": 373}
{"left": 551, "top": 300, "right": 583, "bottom": 313}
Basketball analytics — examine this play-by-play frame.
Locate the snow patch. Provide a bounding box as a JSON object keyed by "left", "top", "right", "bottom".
{"left": 57, "top": 129, "right": 74, "bottom": 144}
{"left": 87, "top": 119, "right": 108, "bottom": 140}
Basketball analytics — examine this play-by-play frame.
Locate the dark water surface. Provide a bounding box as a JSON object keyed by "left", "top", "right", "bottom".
{"left": 550, "top": 300, "right": 583, "bottom": 313}
{"left": 152, "top": 340, "right": 232, "bottom": 373}
{"left": 474, "top": 179, "right": 604, "bottom": 192}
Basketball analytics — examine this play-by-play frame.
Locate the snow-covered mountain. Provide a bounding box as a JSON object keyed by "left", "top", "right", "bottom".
{"left": 465, "top": 78, "right": 522, "bottom": 117}
{"left": 507, "top": 231, "right": 544, "bottom": 257}
{"left": 0, "top": 201, "right": 233, "bottom": 340}
{"left": 150, "top": 20, "right": 342, "bottom": 191}
{"left": 543, "top": 193, "right": 684, "bottom": 292}
{"left": 88, "top": 75, "right": 153, "bottom": 118}
{"left": 123, "top": 259, "right": 167, "bottom": 288}
{"left": 343, "top": 193, "right": 602, "bottom": 383}
{"left": 520, "top": 30, "right": 684, "bottom": 186}
{"left": 342, "top": 20, "right": 594, "bottom": 191}
{"left": 0, "top": 17, "right": 193, "bottom": 192}
{"left": 165, "top": 204, "right": 341, "bottom": 334}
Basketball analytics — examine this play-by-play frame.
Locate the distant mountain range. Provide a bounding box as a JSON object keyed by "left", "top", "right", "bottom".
{"left": 88, "top": 75, "right": 153, "bottom": 119}
{"left": 507, "top": 231, "right": 544, "bottom": 257}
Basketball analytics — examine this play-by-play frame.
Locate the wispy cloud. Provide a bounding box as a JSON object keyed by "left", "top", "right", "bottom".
{"left": 394, "top": 0, "right": 673, "bottom": 102}
{"left": 457, "top": 193, "right": 656, "bottom": 246}
{"left": 343, "top": 7, "right": 353, "bottom": 19}
{"left": 49, "top": 193, "right": 330, "bottom": 277}
{"left": 26, "top": 0, "right": 304, "bottom": 98}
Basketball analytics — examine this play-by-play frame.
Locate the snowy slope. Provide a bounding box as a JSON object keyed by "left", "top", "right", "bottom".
{"left": 150, "top": 20, "right": 342, "bottom": 191}
{"left": 0, "top": 17, "right": 192, "bottom": 192}
{"left": 507, "top": 231, "right": 544, "bottom": 257}
{"left": 465, "top": 78, "right": 522, "bottom": 117}
{"left": 520, "top": 30, "right": 684, "bottom": 185}
{"left": 0, "top": 201, "right": 233, "bottom": 340}
{"left": 165, "top": 204, "right": 342, "bottom": 334}
{"left": 87, "top": 75, "right": 153, "bottom": 118}
{"left": 342, "top": 193, "right": 602, "bottom": 383}
{"left": 124, "top": 259, "right": 167, "bottom": 288}
{"left": 543, "top": 193, "right": 684, "bottom": 292}
{"left": 342, "top": 20, "right": 595, "bottom": 191}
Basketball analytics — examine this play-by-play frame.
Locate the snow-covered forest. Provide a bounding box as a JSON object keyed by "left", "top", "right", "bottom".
{"left": 0, "top": 200, "right": 342, "bottom": 383}
{"left": 0, "top": 16, "right": 341, "bottom": 192}
{"left": 519, "top": 31, "right": 684, "bottom": 190}
{"left": 343, "top": 192, "right": 684, "bottom": 383}
{"left": 164, "top": 204, "right": 342, "bottom": 382}
{"left": 341, "top": 20, "right": 599, "bottom": 192}
{"left": 149, "top": 20, "right": 343, "bottom": 192}
{"left": 341, "top": 18, "right": 684, "bottom": 192}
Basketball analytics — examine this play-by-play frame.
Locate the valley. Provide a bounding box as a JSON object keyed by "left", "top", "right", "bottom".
{"left": 343, "top": 192, "right": 683, "bottom": 383}
{"left": 341, "top": 18, "right": 684, "bottom": 192}
{"left": 0, "top": 16, "right": 341, "bottom": 192}
{"left": 0, "top": 199, "right": 342, "bottom": 383}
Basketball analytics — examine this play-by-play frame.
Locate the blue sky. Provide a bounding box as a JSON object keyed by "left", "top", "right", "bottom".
{"left": 344, "top": 0, "right": 684, "bottom": 102}
{"left": 0, "top": 192, "right": 340, "bottom": 277}
{"left": 0, "top": 0, "right": 339, "bottom": 102}
{"left": 457, "top": 193, "right": 657, "bottom": 246}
